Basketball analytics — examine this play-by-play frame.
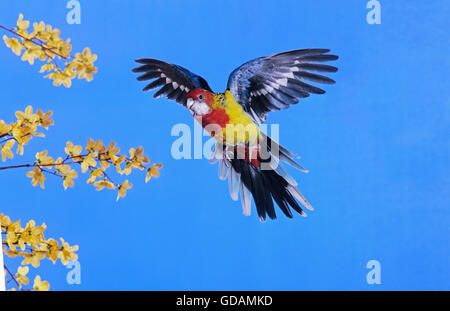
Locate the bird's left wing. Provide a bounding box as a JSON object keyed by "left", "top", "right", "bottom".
{"left": 133, "top": 59, "right": 212, "bottom": 105}
{"left": 227, "top": 49, "right": 338, "bottom": 123}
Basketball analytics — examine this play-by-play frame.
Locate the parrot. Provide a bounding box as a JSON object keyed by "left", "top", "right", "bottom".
{"left": 133, "top": 49, "right": 338, "bottom": 221}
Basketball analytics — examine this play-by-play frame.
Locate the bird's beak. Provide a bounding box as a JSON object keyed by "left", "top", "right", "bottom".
{"left": 186, "top": 98, "right": 194, "bottom": 110}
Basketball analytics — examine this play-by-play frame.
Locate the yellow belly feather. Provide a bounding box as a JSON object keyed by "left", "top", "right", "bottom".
{"left": 213, "top": 91, "right": 260, "bottom": 146}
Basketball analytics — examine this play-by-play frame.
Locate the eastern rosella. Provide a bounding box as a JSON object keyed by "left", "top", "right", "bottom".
{"left": 133, "top": 49, "right": 338, "bottom": 221}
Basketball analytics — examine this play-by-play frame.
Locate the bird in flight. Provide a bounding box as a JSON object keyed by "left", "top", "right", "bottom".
{"left": 133, "top": 49, "right": 338, "bottom": 221}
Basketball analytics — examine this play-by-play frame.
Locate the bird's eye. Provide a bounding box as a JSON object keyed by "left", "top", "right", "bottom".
{"left": 198, "top": 94, "right": 203, "bottom": 100}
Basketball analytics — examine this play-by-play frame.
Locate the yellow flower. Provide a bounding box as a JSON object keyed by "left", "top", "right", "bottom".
{"left": 54, "top": 157, "right": 71, "bottom": 175}
{"left": 21, "top": 45, "right": 41, "bottom": 65}
{"left": 47, "top": 70, "right": 73, "bottom": 88}
{"left": 40, "top": 62, "right": 55, "bottom": 73}
{"left": 87, "top": 167, "right": 104, "bottom": 184}
{"left": 72, "top": 48, "right": 98, "bottom": 82}
{"left": 35, "top": 109, "right": 54, "bottom": 129}
{"left": 99, "top": 142, "right": 120, "bottom": 168}
{"left": 17, "top": 236, "right": 27, "bottom": 252}
{"left": 81, "top": 152, "right": 97, "bottom": 173}
{"left": 0, "top": 213, "right": 11, "bottom": 225}
{"left": 117, "top": 180, "right": 132, "bottom": 201}
{"left": 3, "top": 35, "right": 24, "bottom": 56}
{"left": 5, "top": 220, "right": 21, "bottom": 251}
{"left": 21, "top": 251, "right": 45, "bottom": 268}
{"left": 86, "top": 138, "right": 104, "bottom": 153}
{"left": 75, "top": 47, "right": 97, "bottom": 64}
{"left": 63, "top": 65, "right": 77, "bottom": 79}
{"left": 3, "top": 215, "right": 19, "bottom": 230}
{"left": 122, "top": 163, "right": 132, "bottom": 175}
{"left": 93, "top": 179, "right": 116, "bottom": 191}
{"left": 58, "top": 38, "right": 72, "bottom": 58}
{"left": 35, "top": 150, "right": 54, "bottom": 167}
{"left": 4, "top": 15, "right": 97, "bottom": 86}
{"left": 58, "top": 238, "right": 78, "bottom": 265}
{"left": 1, "top": 139, "right": 15, "bottom": 161}
{"left": 31, "top": 21, "right": 47, "bottom": 40}
{"left": 21, "top": 220, "right": 46, "bottom": 248}
{"left": 41, "top": 238, "right": 59, "bottom": 263}
{"left": 15, "top": 266, "right": 29, "bottom": 288}
{"left": 11, "top": 123, "right": 34, "bottom": 155}
{"left": 125, "top": 146, "right": 150, "bottom": 174}
{"left": 28, "top": 123, "right": 45, "bottom": 137}
{"left": 33, "top": 276, "right": 50, "bottom": 291}
{"left": 26, "top": 166, "right": 46, "bottom": 189}
{"left": 63, "top": 170, "right": 77, "bottom": 190}
{"left": 114, "top": 155, "right": 126, "bottom": 173}
{"left": 98, "top": 156, "right": 110, "bottom": 168}
{"left": 77, "top": 63, "right": 97, "bottom": 82}
{"left": 130, "top": 146, "right": 149, "bottom": 164}
{"left": 45, "top": 25, "right": 63, "bottom": 47}
{"left": 0, "top": 120, "right": 12, "bottom": 135}
{"left": 65, "top": 141, "right": 82, "bottom": 158}
{"left": 20, "top": 37, "right": 47, "bottom": 61}
{"left": 15, "top": 105, "right": 38, "bottom": 124}
{"left": 145, "top": 163, "right": 163, "bottom": 182}
{"left": 106, "top": 142, "right": 120, "bottom": 158}
{"left": 5, "top": 250, "right": 25, "bottom": 258}
{"left": 17, "top": 13, "right": 30, "bottom": 31}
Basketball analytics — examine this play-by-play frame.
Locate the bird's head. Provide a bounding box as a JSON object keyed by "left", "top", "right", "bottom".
{"left": 185, "top": 89, "right": 214, "bottom": 116}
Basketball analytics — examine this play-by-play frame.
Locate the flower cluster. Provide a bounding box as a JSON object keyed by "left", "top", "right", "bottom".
{"left": 26, "top": 140, "right": 162, "bottom": 200}
{"left": 0, "top": 106, "right": 162, "bottom": 201}
{"left": 1, "top": 213, "right": 78, "bottom": 291}
{"left": 0, "top": 105, "right": 53, "bottom": 157}
{"left": 1, "top": 13, "right": 161, "bottom": 291}
{"left": 1, "top": 14, "right": 97, "bottom": 87}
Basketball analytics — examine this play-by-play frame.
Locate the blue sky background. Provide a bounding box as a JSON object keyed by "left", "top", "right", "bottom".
{"left": 0, "top": 0, "right": 448, "bottom": 290}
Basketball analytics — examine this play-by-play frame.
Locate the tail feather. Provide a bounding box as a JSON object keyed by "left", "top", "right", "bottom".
{"left": 229, "top": 157, "right": 308, "bottom": 221}
{"left": 270, "top": 154, "right": 298, "bottom": 187}
{"left": 233, "top": 158, "right": 276, "bottom": 221}
{"left": 240, "top": 182, "right": 252, "bottom": 216}
{"left": 264, "top": 167, "right": 306, "bottom": 217}
{"left": 228, "top": 168, "right": 240, "bottom": 201}
{"left": 262, "top": 133, "right": 309, "bottom": 173}
{"left": 215, "top": 138, "right": 311, "bottom": 221}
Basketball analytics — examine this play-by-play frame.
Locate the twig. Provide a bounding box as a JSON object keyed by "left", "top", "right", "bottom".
{"left": 3, "top": 264, "right": 21, "bottom": 289}
{"left": 0, "top": 25, "right": 68, "bottom": 60}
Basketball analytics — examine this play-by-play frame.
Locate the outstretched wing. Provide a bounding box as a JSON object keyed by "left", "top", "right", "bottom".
{"left": 227, "top": 49, "right": 338, "bottom": 123}
{"left": 133, "top": 59, "right": 212, "bottom": 105}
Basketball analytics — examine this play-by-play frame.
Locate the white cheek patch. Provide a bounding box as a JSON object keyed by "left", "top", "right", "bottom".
{"left": 191, "top": 102, "right": 210, "bottom": 115}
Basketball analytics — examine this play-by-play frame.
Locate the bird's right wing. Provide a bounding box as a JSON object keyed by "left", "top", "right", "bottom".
{"left": 133, "top": 58, "right": 212, "bottom": 105}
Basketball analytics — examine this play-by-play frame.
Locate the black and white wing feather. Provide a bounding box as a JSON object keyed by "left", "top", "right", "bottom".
{"left": 133, "top": 59, "right": 212, "bottom": 105}
{"left": 227, "top": 49, "right": 338, "bottom": 123}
